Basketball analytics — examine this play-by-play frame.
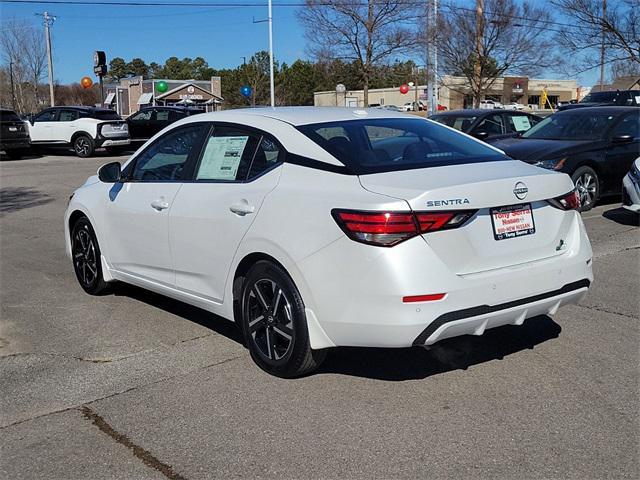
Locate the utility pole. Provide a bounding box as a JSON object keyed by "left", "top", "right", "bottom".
{"left": 474, "top": 0, "right": 484, "bottom": 108}
{"left": 430, "top": 0, "right": 438, "bottom": 115}
{"left": 267, "top": 0, "right": 275, "bottom": 107}
{"left": 599, "top": 0, "right": 606, "bottom": 90}
{"left": 38, "top": 11, "right": 56, "bottom": 106}
{"left": 9, "top": 61, "right": 16, "bottom": 110}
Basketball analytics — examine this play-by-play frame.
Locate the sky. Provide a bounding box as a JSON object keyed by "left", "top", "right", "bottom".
{"left": 0, "top": 0, "right": 599, "bottom": 87}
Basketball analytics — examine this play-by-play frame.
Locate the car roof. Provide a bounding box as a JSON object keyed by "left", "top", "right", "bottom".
{"left": 558, "top": 106, "right": 638, "bottom": 115}
{"left": 177, "top": 106, "right": 415, "bottom": 126}
{"left": 139, "top": 105, "right": 202, "bottom": 111}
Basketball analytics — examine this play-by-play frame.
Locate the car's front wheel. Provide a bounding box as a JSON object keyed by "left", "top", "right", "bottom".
{"left": 571, "top": 166, "right": 599, "bottom": 212}
{"left": 73, "top": 134, "right": 95, "bottom": 158}
{"left": 71, "top": 217, "right": 110, "bottom": 295}
{"left": 240, "top": 260, "right": 326, "bottom": 377}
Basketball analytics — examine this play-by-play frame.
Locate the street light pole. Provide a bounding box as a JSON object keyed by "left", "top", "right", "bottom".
{"left": 268, "top": 0, "right": 275, "bottom": 107}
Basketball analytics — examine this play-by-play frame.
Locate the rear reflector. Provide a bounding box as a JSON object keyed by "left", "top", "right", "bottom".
{"left": 332, "top": 209, "right": 476, "bottom": 247}
{"left": 548, "top": 189, "right": 580, "bottom": 211}
{"left": 403, "top": 293, "right": 446, "bottom": 303}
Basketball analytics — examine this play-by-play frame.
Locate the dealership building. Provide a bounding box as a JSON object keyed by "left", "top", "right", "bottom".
{"left": 314, "top": 75, "right": 579, "bottom": 110}
{"left": 104, "top": 76, "right": 223, "bottom": 116}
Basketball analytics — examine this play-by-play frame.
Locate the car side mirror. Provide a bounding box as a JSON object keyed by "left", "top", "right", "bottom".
{"left": 98, "top": 161, "right": 122, "bottom": 183}
{"left": 473, "top": 130, "right": 489, "bottom": 140}
{"left": 612, "top": 134, "right": 634, "bottom": 145}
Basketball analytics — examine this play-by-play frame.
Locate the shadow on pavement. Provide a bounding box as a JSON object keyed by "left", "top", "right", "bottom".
{"left": 603, "top": 207, "right": 639, "bottom": 227}
{"left": 0, "top": 186, "right": 53, "bottom": 214}
{"left": 112, "top": 283, "right": 244, "bottom": 345}
{"left": 318, "top": 316, "right": 562, "bottom": 381}
{"left": 112, "top": 282, "right": 561, "bottom": 381}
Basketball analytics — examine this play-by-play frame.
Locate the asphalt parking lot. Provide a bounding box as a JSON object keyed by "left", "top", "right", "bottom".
{"left": 1, "top": 152, "right": 638, "bottom": 480}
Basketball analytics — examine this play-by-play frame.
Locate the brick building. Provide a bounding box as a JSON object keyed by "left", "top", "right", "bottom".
{"left": 104, "top": 76, "right": 223, "bottom": 116}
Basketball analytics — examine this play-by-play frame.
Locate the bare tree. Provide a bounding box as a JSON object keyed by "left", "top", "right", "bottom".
{"left": 435, "top": 0, "right": 556, "bottom": 107}
{"left": 552, "top": 0, "right": 639, "bottom": 83}
{"left": 0, "top": 18, "right": 47, "bottom": 113}
{"left": 297, "top": 0, "right": 417, "bottom": 106}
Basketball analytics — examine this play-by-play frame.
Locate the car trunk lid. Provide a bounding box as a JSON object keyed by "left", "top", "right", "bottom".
{"left": 358, "top": 160, "right": 577, "bottom": 275}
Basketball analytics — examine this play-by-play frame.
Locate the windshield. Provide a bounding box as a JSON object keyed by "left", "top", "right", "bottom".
{"left": 0, "top": 110, "right": 21, "bottom": 122}
{"left": 93, "top": 110, "right": 122, "bottom": 120}
{"left": 297, "top": 117, "right": 507, "bottom": 174}
{"left": 580, "top": 91, "right": 618, "bottom": 103}
{"left": 522, "top": 112, "right": 618, "bottom": 140}
{"left": 430, "top": 115, "right": 477, "bottom": 132}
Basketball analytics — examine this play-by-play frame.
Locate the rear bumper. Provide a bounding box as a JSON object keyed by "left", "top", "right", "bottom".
{"left": 298, "top": 211, "right": 593, "bottom": 348}
{"left": 96, "top": 138, "right": 130, "bottom": 148}
{"left": 412, "top": 279, "right": 589, "bottom": 346}
{"left": 0, "top": 137, "right": 30, "bottom": 150}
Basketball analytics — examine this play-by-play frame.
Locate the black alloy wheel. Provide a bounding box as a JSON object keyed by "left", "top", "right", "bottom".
{"left": 241, "top": 260, "right": 326, "bottom": 377}
{"left": 74, "top": 134, "right": 95, "bottom": 158}
{"left": 71, "top": 217, "right": 110, "bottom": 295}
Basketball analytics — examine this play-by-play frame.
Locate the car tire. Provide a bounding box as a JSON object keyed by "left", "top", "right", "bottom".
{"left": 71, "top": 216, "right": 111, "bottom": 295}
{"left": 73, "top": 134, "right": 95, "bottom": 158}
{"left": 240, "top": 260, "right": 327, "bottom": 378}
{"left": 571, "top": 166, "right": 599, "bottom": 212}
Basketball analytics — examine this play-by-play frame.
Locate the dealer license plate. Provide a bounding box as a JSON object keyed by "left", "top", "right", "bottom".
{"left": 490, "top": 203, "right": 535, "bottom": 241}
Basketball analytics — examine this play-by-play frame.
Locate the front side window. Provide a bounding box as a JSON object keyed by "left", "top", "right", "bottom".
{"left": 130, "top": 124, "right": 206, "bottom": 182}
{"left": 195, "top": 127, "right": 259, "bottom": 181}
{"left": 523, "top": 112, "right": 619, "bottom": 140}
{"left": 506, "top": 114, "right": 534, "bottom": 133}
{"left": 474, "top": 114, "right": 504, "bottom": 135}
{"left": 298, "top": 117, "right": 508, "bottom": 174}
{"left": 611, "top": 112, "right": 640, "bottom": 138}
{"left": 34, "top": 110, "right": 57, "bottom": 122}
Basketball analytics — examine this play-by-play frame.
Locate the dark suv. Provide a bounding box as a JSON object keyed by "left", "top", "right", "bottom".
{"left": 0, "top": 108, "right": 30, "bottom": 159}
{"left": 558, "top": 90, "right": 640, "bottom": 111}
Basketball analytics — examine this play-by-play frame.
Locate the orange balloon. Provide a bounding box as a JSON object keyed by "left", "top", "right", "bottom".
{"left": 81, "top": 76, "right": 93, "bottom": 89}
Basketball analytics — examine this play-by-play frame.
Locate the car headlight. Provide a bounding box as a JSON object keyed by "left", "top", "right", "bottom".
{"left": 100, "top": 123, "right": 129, "bottom": 138}
{"left": 533, "top": 158, "right": 566, "bottom": 171}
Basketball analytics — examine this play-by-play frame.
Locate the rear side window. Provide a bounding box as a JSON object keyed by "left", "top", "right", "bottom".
{"left": 611, "top": 112, "right": 640, "bottom": 137}
{"left": 431, "top": 115, "right": 477, "bottom": 132}
{"left": 59, "top": 110, "right": 79, "bottom": 122}
{"left": 474, "top": 114, "right": 504, "bottom": 135}
{"left": 297, "top": 117, "right": 507, "bottom": 174}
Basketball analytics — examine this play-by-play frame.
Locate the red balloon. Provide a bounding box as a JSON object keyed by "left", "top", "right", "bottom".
{"left": 399, "top": 84, "right": 410, "bottom": 94}
{"left": 80, "top": 76, "right": 93, "bottom": 89}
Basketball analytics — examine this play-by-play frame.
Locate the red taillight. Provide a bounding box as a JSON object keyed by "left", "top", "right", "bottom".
{"left": 332, "top": 209, "right": 475, "bottom": 247}
{"left": 549, "top": 190, "right": 580, "bottom": 210}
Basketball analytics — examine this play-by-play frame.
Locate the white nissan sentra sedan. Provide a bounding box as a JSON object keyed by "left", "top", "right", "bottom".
{"left": 65, "top": 107, "right": 593, "bottom": 377}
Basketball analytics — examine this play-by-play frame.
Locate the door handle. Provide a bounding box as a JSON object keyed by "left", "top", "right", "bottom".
{"left": 229, "top": 201, "right": 255, "bottom": 216}
{"left": 150, "top": 199, "right": 170, "bottom": 211}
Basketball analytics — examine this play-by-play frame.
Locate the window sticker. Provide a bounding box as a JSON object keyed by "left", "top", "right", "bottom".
{"left": 156, "top": 111, "right": 169, "bottom": 121}
{"left": 196, "top": 135, "right": 249, "bottom": 180}
{"left": 635, "top": 96, "right": 640, "bottom": 104}
{"left": 512, "top": 116, "right": 531, "bottom": 131}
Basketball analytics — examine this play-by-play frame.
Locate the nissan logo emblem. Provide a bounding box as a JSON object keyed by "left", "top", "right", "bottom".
{"left": 513, "top": 182, "right": 528, "bottom": 200}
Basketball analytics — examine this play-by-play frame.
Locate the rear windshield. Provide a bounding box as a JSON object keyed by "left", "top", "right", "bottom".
{"left": 93, "top": 110, "right": 121, "bottom": 120}
{"left": 0, "top": 110, "right": 21, "bottom": 122}
{"left": 297, "top": 117, "right": 507, "bottom": 174}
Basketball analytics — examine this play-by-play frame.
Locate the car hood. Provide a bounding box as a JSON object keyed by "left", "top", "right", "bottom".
{"left": 488, "top": 137, "right": 600, "bottom": 162}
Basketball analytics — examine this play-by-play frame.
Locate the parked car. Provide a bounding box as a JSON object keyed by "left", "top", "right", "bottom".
{"left": 126, "top": 106, "right": 203, "bottom": 147}
{"left": 380, "top": 105, "right": 402, "bottom": 112}
{"left": 400, "top": 101, "right": 425, "bottom": 112}
{"left": 430, "top": 109, "right": 542, "bottom": 141}
{"left": 490, "top": 107, "right": 639, "bottom": 211}
{"left": 65, "top": 107, "right": 592, "bottom": 377}
{"left": 558, "top": 89, "right": 640, "bottom": 111}
{"left": 504, "top": 102, "right": 525, "bottom": 111}
{"left": 622, "top": 157, "right": 640, "bottom": 213}
{"left": 0, "top": 108, "right": 30, "bottom": 159}
{"left": 27, "top": 106, "right": 129, "bottom": 158}
{"left": 479, "top": 99, "right": 503, "bottom": 109}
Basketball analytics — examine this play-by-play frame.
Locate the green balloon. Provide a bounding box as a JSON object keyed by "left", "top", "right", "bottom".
{"left": 156, "top": 81, "right": 168, "bottom": 93}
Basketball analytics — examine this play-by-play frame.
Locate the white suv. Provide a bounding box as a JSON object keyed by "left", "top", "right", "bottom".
{"left": 28, "top": 107, "right": 130, "bottom": 157}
